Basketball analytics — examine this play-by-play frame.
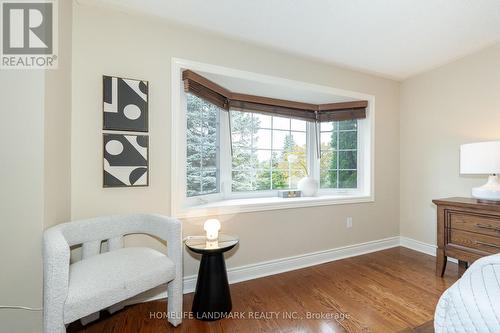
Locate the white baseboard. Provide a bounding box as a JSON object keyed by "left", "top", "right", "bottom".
{"left": 132, "top": 235, "right": 459, "bottom": 304}
{"left": 133, "top": 236, "right": 400, "bottom": 303}
{"left": 186, "top": 235, "right": 400, "bottom": 293}
{"left": 223, "top": 236, "right": 400, "bottom": 289}
{"left": 399, "top": 236, "right": 437, "bottom": 256}
{"left": 399, "top": 236, "right": 457, "bottom": 263}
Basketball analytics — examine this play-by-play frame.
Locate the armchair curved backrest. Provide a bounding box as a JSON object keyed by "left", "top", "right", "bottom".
{"left": 55, "top": 213, "right": 179, "bottom": 246}
{"left": 43, "top": 214, "right": 183, "bottom": 332}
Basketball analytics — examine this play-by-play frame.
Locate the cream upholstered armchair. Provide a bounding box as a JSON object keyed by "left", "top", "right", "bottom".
{"left": 42, "top": 214, "right": 182, "bottom": 333}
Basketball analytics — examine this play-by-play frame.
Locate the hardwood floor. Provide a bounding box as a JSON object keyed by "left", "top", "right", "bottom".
{"left": 67, "top": 247, "right": 458, "bottom": 333}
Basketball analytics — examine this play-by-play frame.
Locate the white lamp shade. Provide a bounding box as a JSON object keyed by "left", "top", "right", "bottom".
{"left": 460, "top": 141, "right": 500, "bottom": 175}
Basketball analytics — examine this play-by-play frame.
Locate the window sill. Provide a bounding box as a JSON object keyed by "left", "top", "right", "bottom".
{"left": 174, "top": 193, "right": 374, "bottom": 218}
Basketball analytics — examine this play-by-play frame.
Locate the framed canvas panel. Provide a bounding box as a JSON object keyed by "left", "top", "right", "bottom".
{"left": 103, "top": 133, "right": 149, "bottom": 187}
{"left": 103, "top": 75, "right": 149, "bottom": 132}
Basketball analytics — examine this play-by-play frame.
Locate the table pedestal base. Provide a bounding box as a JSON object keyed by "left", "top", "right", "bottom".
{"left": 192, "top": 253, "right": 232, "bottom": 321}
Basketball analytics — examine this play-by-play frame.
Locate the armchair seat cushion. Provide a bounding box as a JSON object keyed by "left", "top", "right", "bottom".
{"left": 64, "top": 247, "right": 175, "bottom": 324}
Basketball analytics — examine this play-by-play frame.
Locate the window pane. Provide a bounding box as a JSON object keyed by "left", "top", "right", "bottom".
{"left": 320, "top": 151, "right": 337, "bottom": 171}
{"left": 339, "top": 131, "right": 357, "bottom": 150}
{"left": 291, "top": 131, "right": 307, "bottom": 148}
{"left": 231, "top": 131, "right": 251, "bottom": 148}
{"left": 186, "top": 168, "right": 201, "bottom": 196}
{"left": 288, "top": 150, "right": 307, "bottom": 171}
{"left": 204, "top": 111, "right": 218, "bottom": 134}
{"left": 201, "top": 170, "right": 218, "bottom": 194}
{"left": 231, "top": 111, "right": 253, "bottom": 132}
{"left": 202, "top": 145, "right": 217, "bottom": 168}
{"left": 320, "top": 119, "right": 358, "bottom": 189}
{"left": 321, "top": 132, "right": 335, "bottom": 148}
{"left": 339, "top": 119, "right": 357, "bottom": 130}
{"left": 272, "top": 170, "right": 289, "bottom": 189}
{"left": 231, "top": 111, "right": 254, "bottom": 148}
{"left": 232, "top": 147, "right": 256, "bottom": 170}
{"left": 230, "top": 110, "right": 308, "bottom": 193}
{"left": 186, "top": 94, "right": 220, "bottom": 197}
{"left": 290, "top": 169, "right": 306, "bottom": 188}
{"left": 232, "top": 170, "right": 254, "bottom": 192}
{"left": 187, "top": 96, "right": 202, "bottom": 124}
{"left": 291, "top": 119, "right": 306, "bottom": 132}
{"left": 256, "top": 149, "right": 271, "bottom": 169}
{"left": 271, "top": 150, "right": 286, "bottom": 167}
{"left": 272, "top": 116, "right": 290, "bottom": 130}
{"left": 255, "top": 169, "right": 271, "bottom": 190}
{"left": 272, "top": 130, "right": 290, "bottom": 151}
{"left": 186, "top": 143, "right": 201, "bottom": 168}
{"left": 255, "top": 129, "right": 272, "bottom": 149}
{"left": 254, "top": 113, "right": 271, "bottom": 129}
{"left": 339, "top": 150, "right": 357, "bottom": 169}
{"left": 320, "top": 122, "right": 335, "bottom": 132}
{"left": 320, "top": 169, "right": 337, "bottom": 189}
{"left": 339, "top": 171, "right": 357, "bottom": 188}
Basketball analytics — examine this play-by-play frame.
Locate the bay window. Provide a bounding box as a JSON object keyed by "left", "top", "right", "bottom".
{"left": 185, "top": 93, "right": 365, "bottom": 200}
{"left": 172, "top": 61, "right": 373, "bottom": 216}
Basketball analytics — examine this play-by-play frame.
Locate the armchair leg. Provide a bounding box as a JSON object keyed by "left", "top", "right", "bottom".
{"left": 167, "top": 278, "right": 183, "bottom": 326}
{"left": 80, "top": 312, "right": 100, "bottom": 325}
{"left": 108, "top": 303, "right": 125, "bottom": 314}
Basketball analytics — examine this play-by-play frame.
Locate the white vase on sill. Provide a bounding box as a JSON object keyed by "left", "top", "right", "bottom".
{"left": 297, "top": 176, "right": 318, "bottom": 197}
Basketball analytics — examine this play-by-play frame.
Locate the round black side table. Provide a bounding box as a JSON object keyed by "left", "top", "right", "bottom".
{"left": 185, "top": 234, "right": 238, "bottom": 321}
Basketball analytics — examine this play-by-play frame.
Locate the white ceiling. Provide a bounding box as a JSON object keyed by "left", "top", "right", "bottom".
{"left": 83, "top": 0, "right": 500, "bottom": 80}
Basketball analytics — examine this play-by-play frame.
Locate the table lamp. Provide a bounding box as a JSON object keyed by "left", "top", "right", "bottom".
{"left": 204, "top": 218, "right": 221, "bottom": 241}
{"left": 460, "top": 141, "right": 500, "bottom": 201}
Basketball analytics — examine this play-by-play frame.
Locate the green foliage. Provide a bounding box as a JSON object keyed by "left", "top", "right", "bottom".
{"left": 231, "top": 113, "right": 306, "bottom": 191}
{"left": 231, "top": 111, "right": 259, "bottom": 191}
{"left": 186, "top": 94, "right": 219, "bottom": 196}
{"left": 320, "top": 120, "right": 358, "bottom": 189}
{"left": 186, "top": 97, "right": 358, "bottom": 196}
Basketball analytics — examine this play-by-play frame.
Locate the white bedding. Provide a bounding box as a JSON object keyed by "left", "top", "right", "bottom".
{"left": 435, "top": 253, "right": 500, "bottom": 333}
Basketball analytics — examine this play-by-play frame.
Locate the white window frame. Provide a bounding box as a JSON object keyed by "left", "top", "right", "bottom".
{"left": 313, "top": 119, "right": 368, "bottom": 197}
{"left": 182, "top": 92, "right": 225, "bottom": 207}
{"left": 171, "top": 58, "right": 375, "bottom": 218}
{"left": 225, "top": 113, "right": 309, "bottom": 199}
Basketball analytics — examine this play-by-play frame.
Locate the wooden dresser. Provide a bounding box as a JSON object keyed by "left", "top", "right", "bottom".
{"left": 433, "top": 197, "right": 500, "bottom": 276}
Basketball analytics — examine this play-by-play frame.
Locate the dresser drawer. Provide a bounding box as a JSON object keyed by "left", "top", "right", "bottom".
{"left": 449, "top": 229, "right": 500, "bottom": 254}
{"left": 434, "top": 198, "right": 500, "bottom": 277}
{"left": 449, "top": 212, "right": 500, "bottom": 237}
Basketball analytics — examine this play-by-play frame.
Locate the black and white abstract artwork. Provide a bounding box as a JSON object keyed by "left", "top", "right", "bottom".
{"left": 103, "top": 134, "right": 149, "bottom": 187}
{"left": 103, "top": 75, "right": 148, "bottom": 132}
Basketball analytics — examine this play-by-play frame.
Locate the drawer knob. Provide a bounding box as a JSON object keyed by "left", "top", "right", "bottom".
{"left": 475, "top": 240, "right": 500, "bottom": 249}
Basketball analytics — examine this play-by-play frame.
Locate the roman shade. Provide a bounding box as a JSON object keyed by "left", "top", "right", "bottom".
{"left": 182, "top": 70, "right": 367, "bottom": 122}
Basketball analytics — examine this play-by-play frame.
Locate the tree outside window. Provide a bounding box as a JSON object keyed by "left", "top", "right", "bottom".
{"left": 320, "top": 120, "right": 358, "bottom": 189}
{"left": 186, "top": 93, "right": 359, "bottom": 197}
{"left": 231, "top": 111, "right": 307, "bottom": 191}
{"left": 186, "top": 94, "right": 220, "bottom": 197}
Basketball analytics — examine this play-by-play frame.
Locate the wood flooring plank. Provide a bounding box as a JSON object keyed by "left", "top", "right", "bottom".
{"left": 67, "top": 247, "right": 456, "bottom": 333}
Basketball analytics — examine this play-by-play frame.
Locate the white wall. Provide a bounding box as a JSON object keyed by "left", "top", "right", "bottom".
{"left": 0, "top": 71, "right": 45, "bottom": 333}
{"left": 400, "top": 42, "right": 500, "bottom": 244}
{"left": 72, "top": 4, "right": 400, "bottom": 277}
{"left": 0, "top": 0, "right": 72, "bottom": 331}
{"left": 44, "top": 0, "right": 72, "bottom": 229}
